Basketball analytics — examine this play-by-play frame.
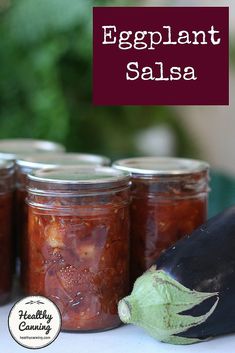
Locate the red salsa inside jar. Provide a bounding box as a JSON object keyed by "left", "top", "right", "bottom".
{"left": 0, "top": 160, "right": 14, "bottom": 304}
{"left": 113, "top": 157, "right": 209, "bottom": 283}
{"left": 16, "top": 152, "right": 110, "bottom": 292}
{"left": 26, "top": 167, "right": 130, "bottom": 331}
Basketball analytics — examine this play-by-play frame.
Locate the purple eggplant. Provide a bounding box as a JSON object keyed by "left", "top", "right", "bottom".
{"left": 118, "top": 206, "right": 235, "bottom": 344}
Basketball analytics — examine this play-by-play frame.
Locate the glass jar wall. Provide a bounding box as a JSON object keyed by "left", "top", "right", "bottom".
{"left": 113, "top": 157, "right": 209, "bottom": 284}
{"left": 26, "top": 167, "right": 130, "bottom": 331}
{"left": 0, "top": 160, "right": 15, "bottom": 305}
{"left": 16, "top": 153, "right": 110, "bottom": 292}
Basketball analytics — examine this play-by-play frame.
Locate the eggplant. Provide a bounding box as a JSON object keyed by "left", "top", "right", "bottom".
{"left": 118, "top": 206, "right": 235, "bottom": 344}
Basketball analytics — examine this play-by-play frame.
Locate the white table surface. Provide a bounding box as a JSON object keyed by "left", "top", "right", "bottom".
{"left": 1, "top": 297, "right": 235, "bottom": 353}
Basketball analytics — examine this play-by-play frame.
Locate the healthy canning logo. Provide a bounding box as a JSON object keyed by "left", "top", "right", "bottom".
{"left": 8, "top": 296, "right": 61, "bottom": 349}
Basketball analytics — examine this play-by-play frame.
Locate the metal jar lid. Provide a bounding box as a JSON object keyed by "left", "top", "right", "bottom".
{"left": 0, "top": 139, "right": 65, "bottom": 154}
{"left": 113, "top": 157, "right": 209, "bottom": 176}
{"left": 27, "top": 166, "right": 130, "bottom": 194}
{"left": 0, "top": 160, "right": 15, "bottom": 188}
{"left": 17, "top": 152, "right": 110, "bottom": 171}
{"left": 0, "top": 159, "right": 15, "bottom": 172}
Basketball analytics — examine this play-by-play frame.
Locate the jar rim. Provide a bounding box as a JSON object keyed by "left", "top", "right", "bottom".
{"left": 27, "top": 166, "right": 130, "bottom": 188}
{"left": 0, "top": 152, "right": 18, "bottom": 161}
{"left": 0, "top": 138, "right": 65, "bottom": 154}
{"left": 17, "top": 152, "right": 110, "bottom": 170}
{"left": 0, "top": 159, "right": 15, "bottom": 171}
{"left": 113, "top": 157, "right": 209, "bottom": 176}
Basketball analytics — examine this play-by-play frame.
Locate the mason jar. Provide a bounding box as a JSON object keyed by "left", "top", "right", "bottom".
{"left": 0, "top": 140, "right": 65, "bottom": 281}
{"left": 17, "top": 153, "right": 110, "bottom": 291}
{"left": 113, "top": 157, "right": 209, "bottom": 283}
{"left": 0, "top": 160, "right": 15, "bottom": 305}
{"left": 26, "top": 166, "right": 130, "bottom": 331}
{"left": 0, "top": 138, "right": 65, "bottom": 155}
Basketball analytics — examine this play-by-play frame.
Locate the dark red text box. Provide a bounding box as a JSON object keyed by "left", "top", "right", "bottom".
{"left": 93, "top": 7, "right": 229, "bottom": 106}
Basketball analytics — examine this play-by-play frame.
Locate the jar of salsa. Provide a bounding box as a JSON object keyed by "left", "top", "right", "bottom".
{"left": 0, "top": 140, "right": 65, "bottom": 280}
{"left": 17, "top": 153, "right": 110, "bottom": 292}
{"left": 0, "top": 159, "right": 15, "bottom": 305}
{"left": 26, "top": 166, "right": 130, "bottom": 331}
{"left": 113, "top": 157, "right": 209, "bottom": 284}
{"left": 0, "top": 138, "right": 65, "bottom": 155}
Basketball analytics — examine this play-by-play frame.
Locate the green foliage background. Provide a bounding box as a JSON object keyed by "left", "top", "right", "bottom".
{"left": 0, "top": 0, "right": 200, "bottom": 159}
{"left": 1, "top": 0, "right": 235, "bottom": 217}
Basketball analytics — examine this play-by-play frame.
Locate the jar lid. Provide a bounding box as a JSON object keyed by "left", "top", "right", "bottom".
{"left": 0, "top": 159, "right": 15, "bottom": 170}
{"left": 113, "top": 157, "right": 209, "bottom": 176}
{"left": 27, "top": 166, "right": 130, "bottom": 193}
{"left": 0, "top": 152, "right": 18, "bottom": 161}
{"left": 0, "top": 159, "right": 15, "bottom": 179}
{"left": 17, "top": 153, "right": 110, "bottom": 170}
{"left": 0, "top": 139, "right": 65, "bottom": 154}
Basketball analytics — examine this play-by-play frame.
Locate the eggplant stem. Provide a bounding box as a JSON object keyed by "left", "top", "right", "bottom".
{"left": 118, "top": 269, "right": 219, "bottom": 344}
{"left": 118, "top": 299, "right": 132, "bottom": 323}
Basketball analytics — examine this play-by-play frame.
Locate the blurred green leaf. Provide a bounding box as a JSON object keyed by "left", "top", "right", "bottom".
{"left": 6, "top": 0, "right": 91, "bottom": 44}
{"left": 0, "top": 0, "right": 199, "bottom": 159}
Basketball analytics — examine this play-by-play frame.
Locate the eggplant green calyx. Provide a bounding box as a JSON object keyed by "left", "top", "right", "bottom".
{"left": 118, "top": 267, "right": 219, "bottom": 345}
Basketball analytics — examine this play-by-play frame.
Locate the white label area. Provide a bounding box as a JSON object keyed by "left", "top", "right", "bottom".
{"left": 8, "top": 295, "right": 61, "bottom": 349}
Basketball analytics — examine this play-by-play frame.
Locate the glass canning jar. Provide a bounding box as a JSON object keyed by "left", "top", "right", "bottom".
{"left": 26, "top": 166, "right": 130, "bottom": 332}
{"left": 0, "top": 160, "right": 15, "bottom": 305}
{"left": 113, "top": 157, "right": 210, "bottom": 284}
{"left": 17, "top": 153, "right": 110, "bottom": 291}
{"left": 0, "top": 140, "right": 65, "bottom": 279}
{"left": 0, "top": 138, "right": 65, "bottom": 155}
